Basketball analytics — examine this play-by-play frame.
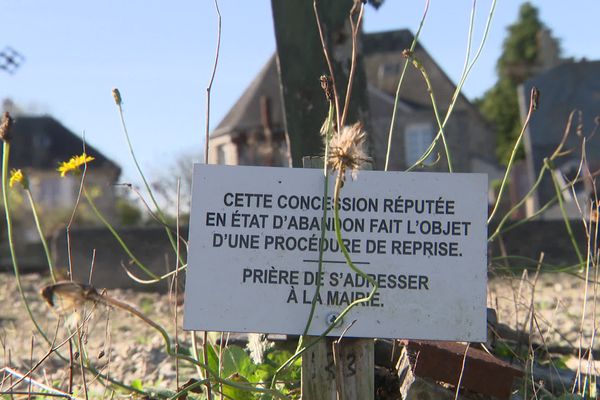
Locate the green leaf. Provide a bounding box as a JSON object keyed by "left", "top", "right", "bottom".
{"left": 206, "top": 343, "right": 220, "bottom": 373}
{"left": 221, "top": 373, "right": 254, "bottom": 400}
{"left": 266, "top": 350, "right": 301, "bottom": 381}
{"left": 249, "top": 363, "right": 276, "bottom": 384}
{"left": 221, "top": 345, "right": 253, "bottom": 378}
{"left": 555, "top": 395, "right": 584, "bottom": 400}
{"left": 494, "top": 342, "right": 514, "bottom": 358}
{"left": 130, "top": 378, "right": 144, "bottom": 391}
{"left": 547, "top": 355, "right": 569, "bottom": 370}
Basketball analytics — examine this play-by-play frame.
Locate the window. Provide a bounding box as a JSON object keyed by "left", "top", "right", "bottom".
{"left": 38, "top": 178, "right": 61, "bottom": 208}
{"left": 36, "top": 176, "right": 75, "bottom": 208}
{"left": 404, "top": 123, "right": 434, "bottom": 166}
{"left": 378, "top": 62, "right": 401, "bottom": 80}
{"left": 217, "top": 144, "right": 227, "bottom": 164}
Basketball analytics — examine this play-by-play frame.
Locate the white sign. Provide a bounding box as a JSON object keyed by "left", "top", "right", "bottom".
{"left": 184, "top": 165, "right": 488, "bottom": 341}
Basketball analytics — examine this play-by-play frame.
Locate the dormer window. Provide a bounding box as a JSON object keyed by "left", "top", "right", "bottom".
{"left": 377, "top": 62, "right": 401, "bottom": 83}
{"left": 404, "top": 122, "right": 434, "bottom": 166}
{"left": 33, "top": 133, "right": 50, "bottom": 149}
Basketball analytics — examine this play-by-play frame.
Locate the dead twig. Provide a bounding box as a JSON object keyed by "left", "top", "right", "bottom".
{"left": 313, "top": 0, "right": 341, "bottom": 130}
{"left": 332, "top": 320, "right": 357, "bottom": 400}
{"left": 6, "top": 314, "right": 93, "bottom": 392}
{"left": 28, "top": 335, "right": 33, "bottom": 400}
{"left": 339, "top": 0, "right": 365, "bottom": 128}
{"left": 2, "top": 367, "right": 81, "bottom": 399}
{"left": 68, "top": 339, "right": 74, "bottom": 395}
{"left": 205, "top": 0, "right": 222, "bottom": 165}
{"left": 66, "top": 136, "right": 90, "bottom": 280}
{"left": 453, "top": 343, "right": 470, "bottom": 400}
{"left": 76, "top": 325, "right": 88, "bottom": 400}
{"left": 525, "top": 253, "right": 543, "bottom": 399}
{"left": 488, "top": 87, "right": 539, "bottom": 223}
{"left": 174, "top": 178, "right": 181, "bottom": 390}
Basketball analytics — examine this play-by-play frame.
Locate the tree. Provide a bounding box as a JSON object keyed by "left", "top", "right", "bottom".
{"left": 149, "top": 150, "right": 202, "bottom": 223}
{"left": 116, "top": 194, "right": 143, "bottom": 226}
{"left": 477, "top": 2, "right": 560, "bottom": 163}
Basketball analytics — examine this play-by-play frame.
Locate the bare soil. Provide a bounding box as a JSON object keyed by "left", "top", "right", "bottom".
{"left": 1, "top": 271, "right": 598, "bottom": 397}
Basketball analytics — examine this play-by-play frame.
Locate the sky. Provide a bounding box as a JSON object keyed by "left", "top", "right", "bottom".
{"left": 1, "top": 1, "right": 599, "bottom": 186}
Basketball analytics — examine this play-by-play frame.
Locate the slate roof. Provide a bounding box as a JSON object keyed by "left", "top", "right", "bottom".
{"left": 521, "top": 60, "right": 600, "bottom": 206}
{"left": 212, "top": 54, "right": 284, "bottom": 138}
{"left": 3, "top": 115, "right": 121, "bottom": 175}
{"left": 362, "top": 29, "right": 472, "bottom": 111}
{"left": 212, "top": 29, "right": 479, "bottom": 138}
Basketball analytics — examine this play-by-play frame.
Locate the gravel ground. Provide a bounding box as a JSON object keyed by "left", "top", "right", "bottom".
{"left": 1, "top": 273, "right": 186, "bottom": 397}
{"left": 488, "top": 269, "right": 600, "bottom": 374}
{"left": 1, "top": 271, "right": 598, "bottom": 398}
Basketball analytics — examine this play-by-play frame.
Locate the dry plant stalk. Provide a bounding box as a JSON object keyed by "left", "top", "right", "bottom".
{"left": 0, "top": 112, "right": 13, "bottom": 142}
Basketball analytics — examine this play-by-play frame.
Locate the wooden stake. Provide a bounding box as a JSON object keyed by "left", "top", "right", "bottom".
{"left": 270, "top": 0, "right": 372, "bottom": 167}
{"left": 301, "top": 337, "right": 374, "bottom": 400}
{"left": 301, "top": 157, "right": 374, "bottom": 400}
{"left": 272, "top": 0, "right": 374, "bottom": 395}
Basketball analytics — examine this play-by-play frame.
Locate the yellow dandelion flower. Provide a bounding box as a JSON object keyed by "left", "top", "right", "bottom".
{"left": 57, "top": 153, "right": 95, "bottom": 177}
{"left": 9, "top": 168, "right": 27, "bottom": 189}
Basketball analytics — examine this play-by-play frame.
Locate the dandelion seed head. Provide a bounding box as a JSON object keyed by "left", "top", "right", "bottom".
{"left": 246, "top": 333, "right": 273, "bottom": 364}
{"left": 112, "top": 88, "right": 122, "bottom": 106}
{"left": 328, "top": 122, "right": 369, "bottom": 180}
{"left": 0, "top": 112, "right": 13, "bottom": 143}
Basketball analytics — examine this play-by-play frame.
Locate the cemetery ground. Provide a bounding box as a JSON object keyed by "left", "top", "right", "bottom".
{"left": 0, "top": 268, "right": 597, "bottom": 399}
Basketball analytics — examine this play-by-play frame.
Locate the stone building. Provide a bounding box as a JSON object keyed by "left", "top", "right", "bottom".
{"left": 1, "top": 113, "right": 121, "bottom": 241}
{"left": 209, "top": 29, "right": 499, "bottom": 178}
{"left": 519, "top": 60, "right": 600, "bottom": 219}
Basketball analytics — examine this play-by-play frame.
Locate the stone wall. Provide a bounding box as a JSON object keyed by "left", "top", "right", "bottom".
{"left": 1, "top": 220, "right": 587, "bottom": 289}
{"left": 52, "top": 226, "right": 188, "bottom": 292}
{"left": 489, "top": 220, "right": 587, "bottom": 270}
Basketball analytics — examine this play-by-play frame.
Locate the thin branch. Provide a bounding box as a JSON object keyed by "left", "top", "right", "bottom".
{"left": 384, "top": 0, "right": 429, "bottom": 171}
{"left": 203, "top": 4, "right": 221, "bottom": 395}
{"left": 403, "top": 0, "right": 498, "bottom": 172}
{"left": 453, "top": 343, "right": 470, "bottom": 400}
{"left": 339, "top": 1, "right": 365, "bottom": 128}
{"left": 1, "top": 141, "right": 52, "bottom": 346}
{"left": 7, "top": 314, "right": 94, "bottom": 392}
{"left": 205, "top": 0, "right": 222, "bottom": 164}
{"left": 116, "top": 182, "right": 188, "bottom": 247}
{"left": 488, "top": 87, "right": 538, "bottom": 223}
{"left": 120, "top": 261, "right": 187, "bottom": 284}
{"left": 76, "top": 326, "right": 88, "bottom": 400}
{"left": 112, "top": 89, "right": 184, "bottom": 268}
{"left": 84, "top": 188, "right": 158, "bottom": 279}
{"left": 203, "top": 331, "right": 213, "bottom": 400}
{"left": 174, "top": 178, "right": 181, "bottom": 390}
{"left": 24, "top": 188, "right": 56, "bottom": 281}
{"left": 313, "top": 0, "right": 341, "bottom": 130}
{"left": 67, "top": 136, "right": 89, "bottom": 281}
